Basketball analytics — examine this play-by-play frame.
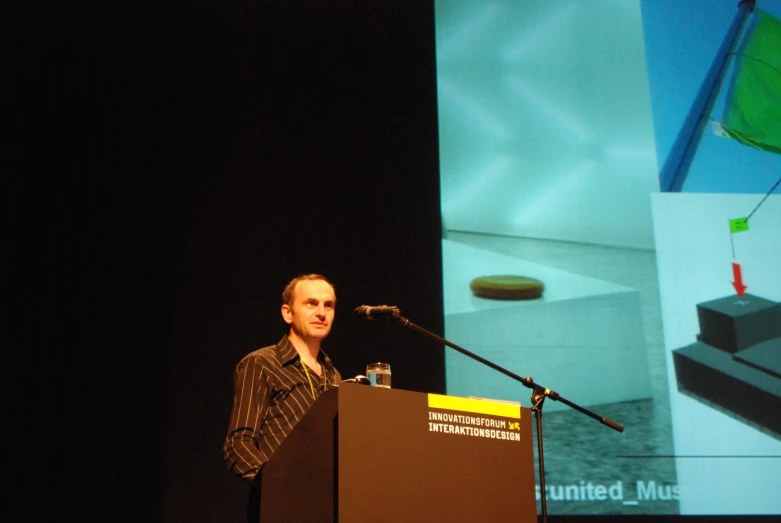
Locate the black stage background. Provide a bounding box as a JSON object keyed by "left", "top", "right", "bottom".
{"left": 3, "top": 2, "right": 774, "bottom": 522}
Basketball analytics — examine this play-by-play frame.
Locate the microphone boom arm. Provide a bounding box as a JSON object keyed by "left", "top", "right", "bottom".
{"left": 392, "top": 315, "right": 623, "bottom": 431}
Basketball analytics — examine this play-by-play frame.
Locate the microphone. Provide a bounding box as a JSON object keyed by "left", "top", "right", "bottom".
{"left": 354, "top": 305, "right": 401, "bottom": 320}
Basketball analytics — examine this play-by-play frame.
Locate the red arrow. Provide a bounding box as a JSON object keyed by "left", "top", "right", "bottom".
{"left": 732, "top": 263, "right": 747, "bottom": 297}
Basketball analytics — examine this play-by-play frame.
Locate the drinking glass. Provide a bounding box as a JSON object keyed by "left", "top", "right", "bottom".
{"left": 366, "top": 362, "right": 391, "bottom": 388}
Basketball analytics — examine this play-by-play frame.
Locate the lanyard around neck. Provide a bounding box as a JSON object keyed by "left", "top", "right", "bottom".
{"left": 301, "top": 360, "right": 318, "bottom": 400}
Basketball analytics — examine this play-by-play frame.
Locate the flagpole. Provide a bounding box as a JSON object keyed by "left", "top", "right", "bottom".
{"left": 659, "top": 0, "right": 756, "bottom": 192}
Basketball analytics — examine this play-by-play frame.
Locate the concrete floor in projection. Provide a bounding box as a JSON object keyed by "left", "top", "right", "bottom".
{"left": 445, "top": 230, "right": 679, "bottom": 516}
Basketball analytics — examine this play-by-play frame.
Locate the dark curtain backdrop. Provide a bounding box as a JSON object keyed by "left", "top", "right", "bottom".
{"left": 6, "top": 1, "right": 443, "bottom": 522}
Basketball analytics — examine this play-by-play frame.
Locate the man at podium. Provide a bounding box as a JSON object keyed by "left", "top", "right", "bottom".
{"left": 222, "top": 273, "right": 342, "bottom": 521}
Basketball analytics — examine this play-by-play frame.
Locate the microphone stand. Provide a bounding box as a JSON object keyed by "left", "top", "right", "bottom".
{"left": 390, "top": 313, "right": 624, "bottom": 523}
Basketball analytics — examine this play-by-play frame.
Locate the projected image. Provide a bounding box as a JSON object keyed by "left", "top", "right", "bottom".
{"left": 435, "top": 0, "right": 781, "bottom": 516}
{"left": 652, "top": 193, "right": 781, "bottom": 515}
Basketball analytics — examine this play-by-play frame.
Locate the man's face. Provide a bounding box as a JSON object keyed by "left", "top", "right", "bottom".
{"left": 281, "top": 279, "right": 336, "bottom": 343}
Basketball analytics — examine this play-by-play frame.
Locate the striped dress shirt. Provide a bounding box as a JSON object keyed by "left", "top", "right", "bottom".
{"left": 223, "top": 335, "right": 341, "bottom": 483}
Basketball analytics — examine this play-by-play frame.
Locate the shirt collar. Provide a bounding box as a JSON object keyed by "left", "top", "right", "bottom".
{"left": 276, "top": 335, "right": 299, "bottom": 366}
{"left": 276, "top": 334, "right": 331, "bottom": 368}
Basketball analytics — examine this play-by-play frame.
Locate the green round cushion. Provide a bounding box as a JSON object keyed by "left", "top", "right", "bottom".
{"left": 469, "top": 275, "right": 544, "bottom": 300}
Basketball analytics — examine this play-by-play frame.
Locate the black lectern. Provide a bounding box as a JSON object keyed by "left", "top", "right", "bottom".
{"left": 259, "top": 383, "right": 537, "bottom": 523}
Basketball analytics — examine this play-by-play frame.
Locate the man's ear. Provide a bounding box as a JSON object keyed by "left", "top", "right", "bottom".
{"left": 281, "top": 304, "right": 293, "bottom": 324}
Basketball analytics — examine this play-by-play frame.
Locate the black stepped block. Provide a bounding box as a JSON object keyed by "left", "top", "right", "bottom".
{"left": 696, "top": 293, "right": 781, "bottom": 354}
{"left": 733, "top": 337, "right": 781, "bottom": 379}
{"left": 673, "top": 341, "right": 781, "bottom": 440}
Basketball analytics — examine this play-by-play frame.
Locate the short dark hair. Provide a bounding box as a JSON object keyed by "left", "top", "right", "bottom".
{"left": 281, "top": 274, "right": 335, "bottom": 306}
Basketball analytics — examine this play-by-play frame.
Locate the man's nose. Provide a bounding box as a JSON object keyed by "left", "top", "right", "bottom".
{"left": 315, "top": 304, "right": 326, "bottom": 316}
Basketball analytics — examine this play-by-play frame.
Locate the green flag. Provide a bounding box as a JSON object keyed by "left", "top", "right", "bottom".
{"left": 719, "top": 9, "right": 781, "bottom": 154}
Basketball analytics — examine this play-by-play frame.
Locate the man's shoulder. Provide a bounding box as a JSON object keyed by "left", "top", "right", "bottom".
{"left": 237, "top": 342, "right": 283, "bottom": 368}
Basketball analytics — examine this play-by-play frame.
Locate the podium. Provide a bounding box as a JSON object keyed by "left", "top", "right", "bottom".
{"left": 259, "top": 383, "right": 537, "bottom": 522}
